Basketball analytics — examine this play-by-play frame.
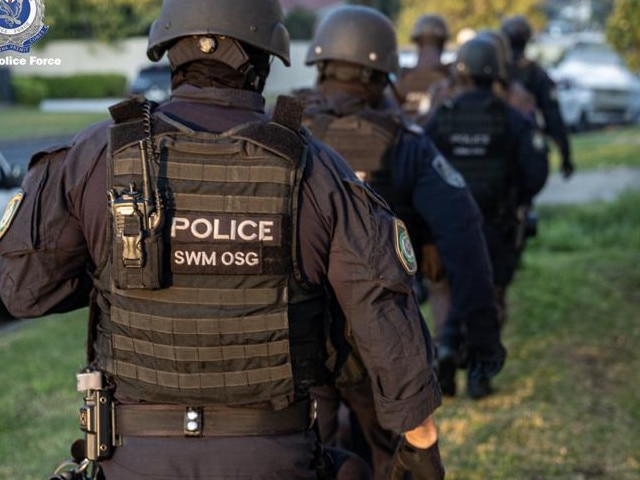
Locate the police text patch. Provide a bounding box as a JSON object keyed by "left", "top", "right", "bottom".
{"left": 394, "top": 219, "right": 417, "bottom": 275}
{"left": 170, "top": 213, "right": 282, "bottom": 275}
{"left": 0, "top": 191, "right": 23, "bottom": 240}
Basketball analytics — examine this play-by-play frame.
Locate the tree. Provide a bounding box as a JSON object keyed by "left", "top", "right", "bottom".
{"left": 606, "top": 0, "right": 640, "bottom": 71}
{"left": 396, "top": 0, "right": 546, "bottom": 45}
{"left": 44, "top": 0, "right": 160, "bottom": 42}
{"left": 348, "top": 0, "right": 402, "bottom": 21}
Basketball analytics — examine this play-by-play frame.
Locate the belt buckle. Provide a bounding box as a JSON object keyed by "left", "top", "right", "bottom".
{"left": 184, "top": 406, "right": 204, "bottom": 437}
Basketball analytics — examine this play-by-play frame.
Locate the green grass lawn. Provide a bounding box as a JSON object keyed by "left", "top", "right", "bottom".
{"left": 0, "top": 106, "right": 109, "bottom": 141}
{"left": 1, "top": 191, "right": 639, "bottom": 479}
{"left": 428, "top": 190, "right": 640, "bottom": 480}
{"left": 550, "top": 125, "right": 640, "bottom": 171}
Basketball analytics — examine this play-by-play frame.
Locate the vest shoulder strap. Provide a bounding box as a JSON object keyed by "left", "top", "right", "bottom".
{"left": 230, "top": 120, "right": 306, "bottom": 164}
{"left": 108, "top": 95, "right": 155, "bottom": 124}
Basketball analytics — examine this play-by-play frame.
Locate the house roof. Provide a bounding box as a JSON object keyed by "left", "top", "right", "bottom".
{"left": 280, "top": 0, "right": 342, "bottom": 12}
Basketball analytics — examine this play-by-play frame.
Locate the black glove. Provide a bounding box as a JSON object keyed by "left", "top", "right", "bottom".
{"left": 561, "top": 158, "right": 575, "bottom": 179}
{"left": 0, "top": 298, "right": 15, "bottom": 322}
{"left": 389, "top": 437, "right": 445, "bottom": 480}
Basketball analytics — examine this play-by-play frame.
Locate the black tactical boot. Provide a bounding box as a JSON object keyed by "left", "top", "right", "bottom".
{"left": 466, "top": 364, "right": 493, "bottom": 399}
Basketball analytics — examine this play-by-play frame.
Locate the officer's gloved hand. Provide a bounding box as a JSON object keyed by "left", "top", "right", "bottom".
{"left": 467, "top": 343, "right": 507, "bottom": 400}
{"left": 389, "top": 437, "right": 445, "bottom": 480}
{"left": 561, "top": 158, "right": 575, "bottom": 179}
{"left": 0, "top": 299, "right": 15, "bottom": 322}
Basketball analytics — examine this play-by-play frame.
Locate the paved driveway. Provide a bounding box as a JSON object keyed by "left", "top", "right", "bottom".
{"left": 536, "top": 167, "right": 640, "bottom": 205}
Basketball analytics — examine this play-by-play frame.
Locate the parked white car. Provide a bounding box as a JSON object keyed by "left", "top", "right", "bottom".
{"left": 548, "top": 40, "right": 640, "bottom": 131}
{"left": 129, "top": 64, "right": 172, "bottom": 104}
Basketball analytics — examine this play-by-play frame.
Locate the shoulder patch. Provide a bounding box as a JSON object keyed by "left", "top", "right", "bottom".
{"left": 0, "top": 191, "right": 23, "bottom": 240}
{"left": 432, "top": 155, "right": 466, "bottom": 188}
{"left": 394, "top": 219, "right": 417, "bottom": 275}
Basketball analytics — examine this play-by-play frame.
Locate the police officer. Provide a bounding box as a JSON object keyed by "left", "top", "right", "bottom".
{"left": 473, "top": 29, "right": 542, "bottom": 263}
{"left": 295, "top": 6, "right": 506, "bottom": 478}
{"left": 396, "top": 13, "right": 453, "bottom": 121}
{"left": 424, "top": 36, "right": 549, "bottom": 341}
{"left": 501, "top": 14, "right": 575, "bottom": 179}
{"left": 474, "top": 29, "right": 538, "bottom": 119}
{"left": 0, "top": 1, "right": 445, "bottom": 479}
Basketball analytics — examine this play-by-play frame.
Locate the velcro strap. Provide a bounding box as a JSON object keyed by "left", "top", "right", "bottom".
{"left": 115, "top": 400, "right": 312, "bottom": 437}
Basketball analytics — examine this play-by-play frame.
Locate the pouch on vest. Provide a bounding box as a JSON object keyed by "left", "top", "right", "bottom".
{"left": 108, "top": 101, "right": 165, "bottom": 290}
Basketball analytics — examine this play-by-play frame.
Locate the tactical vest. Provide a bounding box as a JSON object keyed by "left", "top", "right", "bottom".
{"left": 397, "top": 67, "right": 449, "bottom": 118}
{"left": 434, "top": 96, "right": 511, "bottom": 214}
{"left": 92, "top": 99, "right": 327, "bottom": 408}
{"left": 302, "top": 103, "right": 428, "bottom": 266}
{"left": 304, "top": 107, "right": 405, "bottom": 207}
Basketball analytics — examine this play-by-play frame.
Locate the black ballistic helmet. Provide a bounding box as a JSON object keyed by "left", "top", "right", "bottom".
{"left": 410, "top": 14, "right": 449, "bottom": 44}
{"left": 500, "top": 15, "right": 533, "bottom": 50}
{"left": 305, "top": 5, "right": 399, "bottom": 76}
{"left": 147, "top": 0, "right": 291, "bottom": 66}
{"left": 454, "top": 37, "right": 501, "bottom": 80}
{"left": 475, "top": 30, "right": 511, "bottom": 81}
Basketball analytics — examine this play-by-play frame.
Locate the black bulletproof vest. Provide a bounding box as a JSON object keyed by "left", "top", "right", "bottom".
{"left": 93, "top": 102, "right": 327, "bottom": 408}
{"left": 434, "top": 96, "right": 511, "bottom": 213}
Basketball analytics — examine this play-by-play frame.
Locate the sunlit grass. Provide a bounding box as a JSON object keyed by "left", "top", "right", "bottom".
{"left": 421, "top": 191, "right": 640, "bottom": 480}
{"left": 550, "top": 125, "right": 640, "bottom": 171}
{"left": 0, "top": 106, "right": 108, "bottom": 140}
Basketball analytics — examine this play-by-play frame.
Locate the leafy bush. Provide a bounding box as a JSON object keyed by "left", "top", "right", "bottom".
{"left": 11, "top": 76, "right": 48, "bottom": 106}
{"left": 38, "top": 74, "right": 127, "bottom": 98}
{"left": 11, "top": 73, "right": 127, "bottom": 104}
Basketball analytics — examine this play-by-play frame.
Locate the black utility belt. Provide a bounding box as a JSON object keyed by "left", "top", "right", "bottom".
{"left": 115, "top": 400, "right": 315, "bottom": 437}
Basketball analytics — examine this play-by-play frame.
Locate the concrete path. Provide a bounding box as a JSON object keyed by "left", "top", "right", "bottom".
{"left": 537, "top": 167, "right": 640, "bottom": 205}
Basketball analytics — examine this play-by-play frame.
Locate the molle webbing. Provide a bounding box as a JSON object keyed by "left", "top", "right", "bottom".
{"left": 398, "top": 69, "right": 448, "bottom": 114}
{"left": 398, "top": 69, "right": 448, "bottom": 96}
{"left": 306, "top": 110, "right": 398, "bottom": 173}
{"left": 105, "top": 119, "right": 306, "bottom": 406}
{"left": 436, "top": 98, "right": 509, "bottom": 211}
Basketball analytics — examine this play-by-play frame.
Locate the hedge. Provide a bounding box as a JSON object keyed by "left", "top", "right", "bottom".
{"left": 11, "top": 73, "right": 127, "bottom": 105}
